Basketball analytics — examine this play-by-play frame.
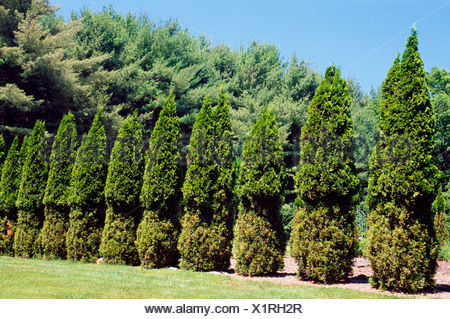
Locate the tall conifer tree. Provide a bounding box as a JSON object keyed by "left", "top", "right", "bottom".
{"left": 365, "top": 29, "right": 440, "bottom": 292}
{"left": 100, "top": 112, "right": 144, "bottom": 265}
{"left": 66, "top": 109, "right": 108, "bottom": 262}
{"left": 0, "top": 136, "right": 28, "bottom": 255}
{"left": 14, "top": 120, "right": 48, "bottom": 257}
{"left": 178, "top": 95, "right": 232, "bottom": 271}
{"left": 290, "top": 66, "right": 359, "bottom": 282}
{"left": 233, "top": 106, "right": 286, "bottom": 276}
{"left": 38, "top": 112, "right": 78, "bottom": 259}
{"left": 136, "top": 92, "right": 183, "bottom": 268}
{"left": 210, "top": 90, "right": 237, "bottom": 267}
{"left": 0, "top": 137, "right": 20, "bottom": 255}
{"left": 0, "top": 137, "right": 20, "bottom": 220}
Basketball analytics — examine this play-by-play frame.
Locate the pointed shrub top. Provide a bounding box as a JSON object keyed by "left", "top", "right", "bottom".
{"left": 16, "top": 120, "right": 48, "bottom": 211}
{"left": 0, "top": 136, "right": 20, "bottom": 216}
{"left": 89, "top": 108, "right": 106, "bottom": 138}
{"left": 187, "top": 95, "right": 215, "bottom": 165}
{"left": 379, "top": 28, "right": 434, "bottom": 153}
{"left": 69, "top": 109, "right": 107, "bottom": 209}
{"left": 43, "top": 112, "right": 78, "bottom": 206}
{"left": 239, "top": 106, "right": 286, "bottom": 199}
{"left": 192, "top": 95, "right": 214, "bottom": 134}
{"left": 303, "top": 65, "right": 352, "bottom": 137}
{"left": 242, "top": 105, "right": 282, "bottom": 158}
{"left": 214, "top": 89, "right": 232, "bottom": 136}
{"left": 296, "top": 65, "right": 358, "bottom": 205}
{"left": 402, "top": 28, "right": 419, "bottom": 61}
{"left": 141, "top": 90, "right": 182, "bottom": 214}
{"left": 105, "top": 111, "right": 144, "bottom": 208}
{"left": 150, "top": 90, "right": 180, "bottom": 145}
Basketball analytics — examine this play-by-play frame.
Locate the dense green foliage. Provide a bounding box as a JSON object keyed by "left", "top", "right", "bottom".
{"left": 427, "top": 68, "right": 450, "bottom": 251}
{"left": 14, "top": 120, "right": 48, "bottom": 257}
{"left": 233, "top": 106, "right": 286, "bottom": 276}
{"left": 210, "top": 90, "right": 237, "bottom": 261}
{"left": 100, "top": 112, "right": 144, "bottom": 265}
{"left": 0, "top": 136, "right": 20, "bottom": 255}
{"left": 18, "top": 135, "right": 28, "bottom": 167}
{"left": 0, "top": 134, "right": 4, "bottom": 171}
{"left": 178, "top": 94, "right": 235, "bottom": 271}
{"left": 66, "top": 109, "right": 107, "bottom": 262}
{"left": 0, "top": 136, "right": 20, "bottom": 218}
{"left": 0, "top": 134, "right": 28, "bottom": 256}
{"left": 1, "top": 2, "right": 320, "bottom": 181}
{"left": 38, "top": 112, "right": 77, "bottom": 259}
{"left": 136, "top": 92, "right": 182, "bottom": 268}
{"left": 428, "top": 67, "right": 450, "bottom": 187}
{"left": 0, "top": 0, "right": 110, "bottom": 137}
{"left": 290, "top": 66, "right": 359, "bottom": 283}
{"left": 365, "top": 30, "right": 440, "bottom": 293}
{"left": 0, "top": 0, "right": 449, "bottom": 291}
{"left": 434, "top": 187, "right": 448, "bottom": 247}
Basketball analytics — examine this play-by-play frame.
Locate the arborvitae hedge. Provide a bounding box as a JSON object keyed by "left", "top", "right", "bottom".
{"left": 136, "top": 92, "right": 182, "bottom": 268}
{"left": 211, "top": 90, "right": 237, "bottom": 264}
{"left": 365, "top": 29, "right": 440, "bottom": 292}
{"left": 434, "top": 187, "right": 448, "bottom": 247}
{"left": 66, "top": 109, "right": 108, "bottom": 262}
{"left": 0, "top": 137, "right": 20, "bottom": 255}
{"left": 233, "top": 106, "right": 286, "bottom": 276}
{"left": 178, "top": 95, "right": 232, "bottom": 271}
{"left": 38, "top": 112, "right": 78, "bottom": 259}
{"left": 290, "top": 66, "right": 359, "bottom": 283}
{"left": 14, "top": 121, "right": 48, "bottom": 258}
{"left": 0, "top": 137, "right": 20, "bottom": 220}
{"left": 100, "top": 112, "right": 144, "bottom": 265}
{"left": 0, "top": 136, "right": 28, "bottom": 256}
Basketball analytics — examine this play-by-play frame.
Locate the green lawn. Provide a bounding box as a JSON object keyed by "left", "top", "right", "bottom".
{"left": 0, "top": 256, "right": 396, "bottom": 299}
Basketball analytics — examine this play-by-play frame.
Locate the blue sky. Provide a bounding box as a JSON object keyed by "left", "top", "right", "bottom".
{"left": 55, "top": 0, "right": 450, "bottom": 94}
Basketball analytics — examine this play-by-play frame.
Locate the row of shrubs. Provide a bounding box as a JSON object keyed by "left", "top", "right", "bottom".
{"left": 0, "top": 89, "right": 285, "bottom": 273}
{"left": 0, "top": 30, "right": 447, "bottom": 293}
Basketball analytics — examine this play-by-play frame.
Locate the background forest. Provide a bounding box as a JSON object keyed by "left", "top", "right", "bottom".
{"left": 0, "top": 0, "right": 449, "bottom": 256}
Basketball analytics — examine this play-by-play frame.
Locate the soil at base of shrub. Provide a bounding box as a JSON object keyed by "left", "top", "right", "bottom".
{"left": 226, "top": 257, "right": 449, "bottom": 299}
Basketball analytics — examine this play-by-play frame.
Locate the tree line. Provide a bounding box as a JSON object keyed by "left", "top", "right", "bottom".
{"left": 1, "top": 1, "right": 449, "bottom": 213}
{"left": 0, "top": 0, "right": 449, "bottom": 293}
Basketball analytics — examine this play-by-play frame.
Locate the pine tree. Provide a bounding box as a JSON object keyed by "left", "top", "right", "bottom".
{"left": 233, "top": 106, "right": 286, "bottom": 276}
{"left": 434, "top": 187, "right": 448, "bottom": 247}
{"left": 14, "top": 120, "right": 48, "bottom": 258}
{"left": 99, "top": 112, "right": 144, "bottom": 265}
{"left": 365, "top": 29, "right": 440, "bottom": 292}
{"left": 66, "top": 109, "right": 108, "bottom": 262}
{"left": 0, "top": 136, "right": 20, "bottom": 255}
{"left": 290, "top": 66, "right": 359, "bottom": 283}
{"left": 178, "top": 95, "right": 232, "bottom": 271}
{"left": 38, "top": 112, "right": 78, "bottom": 259}
{"left": 136, "top": 92, "right": 182, "bottom": 268}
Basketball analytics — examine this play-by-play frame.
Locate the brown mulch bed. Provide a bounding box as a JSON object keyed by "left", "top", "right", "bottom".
{"left": 223, "top": 257, "right": 450, "bottom": 299}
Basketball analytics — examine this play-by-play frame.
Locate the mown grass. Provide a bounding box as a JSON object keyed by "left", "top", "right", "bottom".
{"left": 0, "top": 256, "right": 398, "bottom": 299}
